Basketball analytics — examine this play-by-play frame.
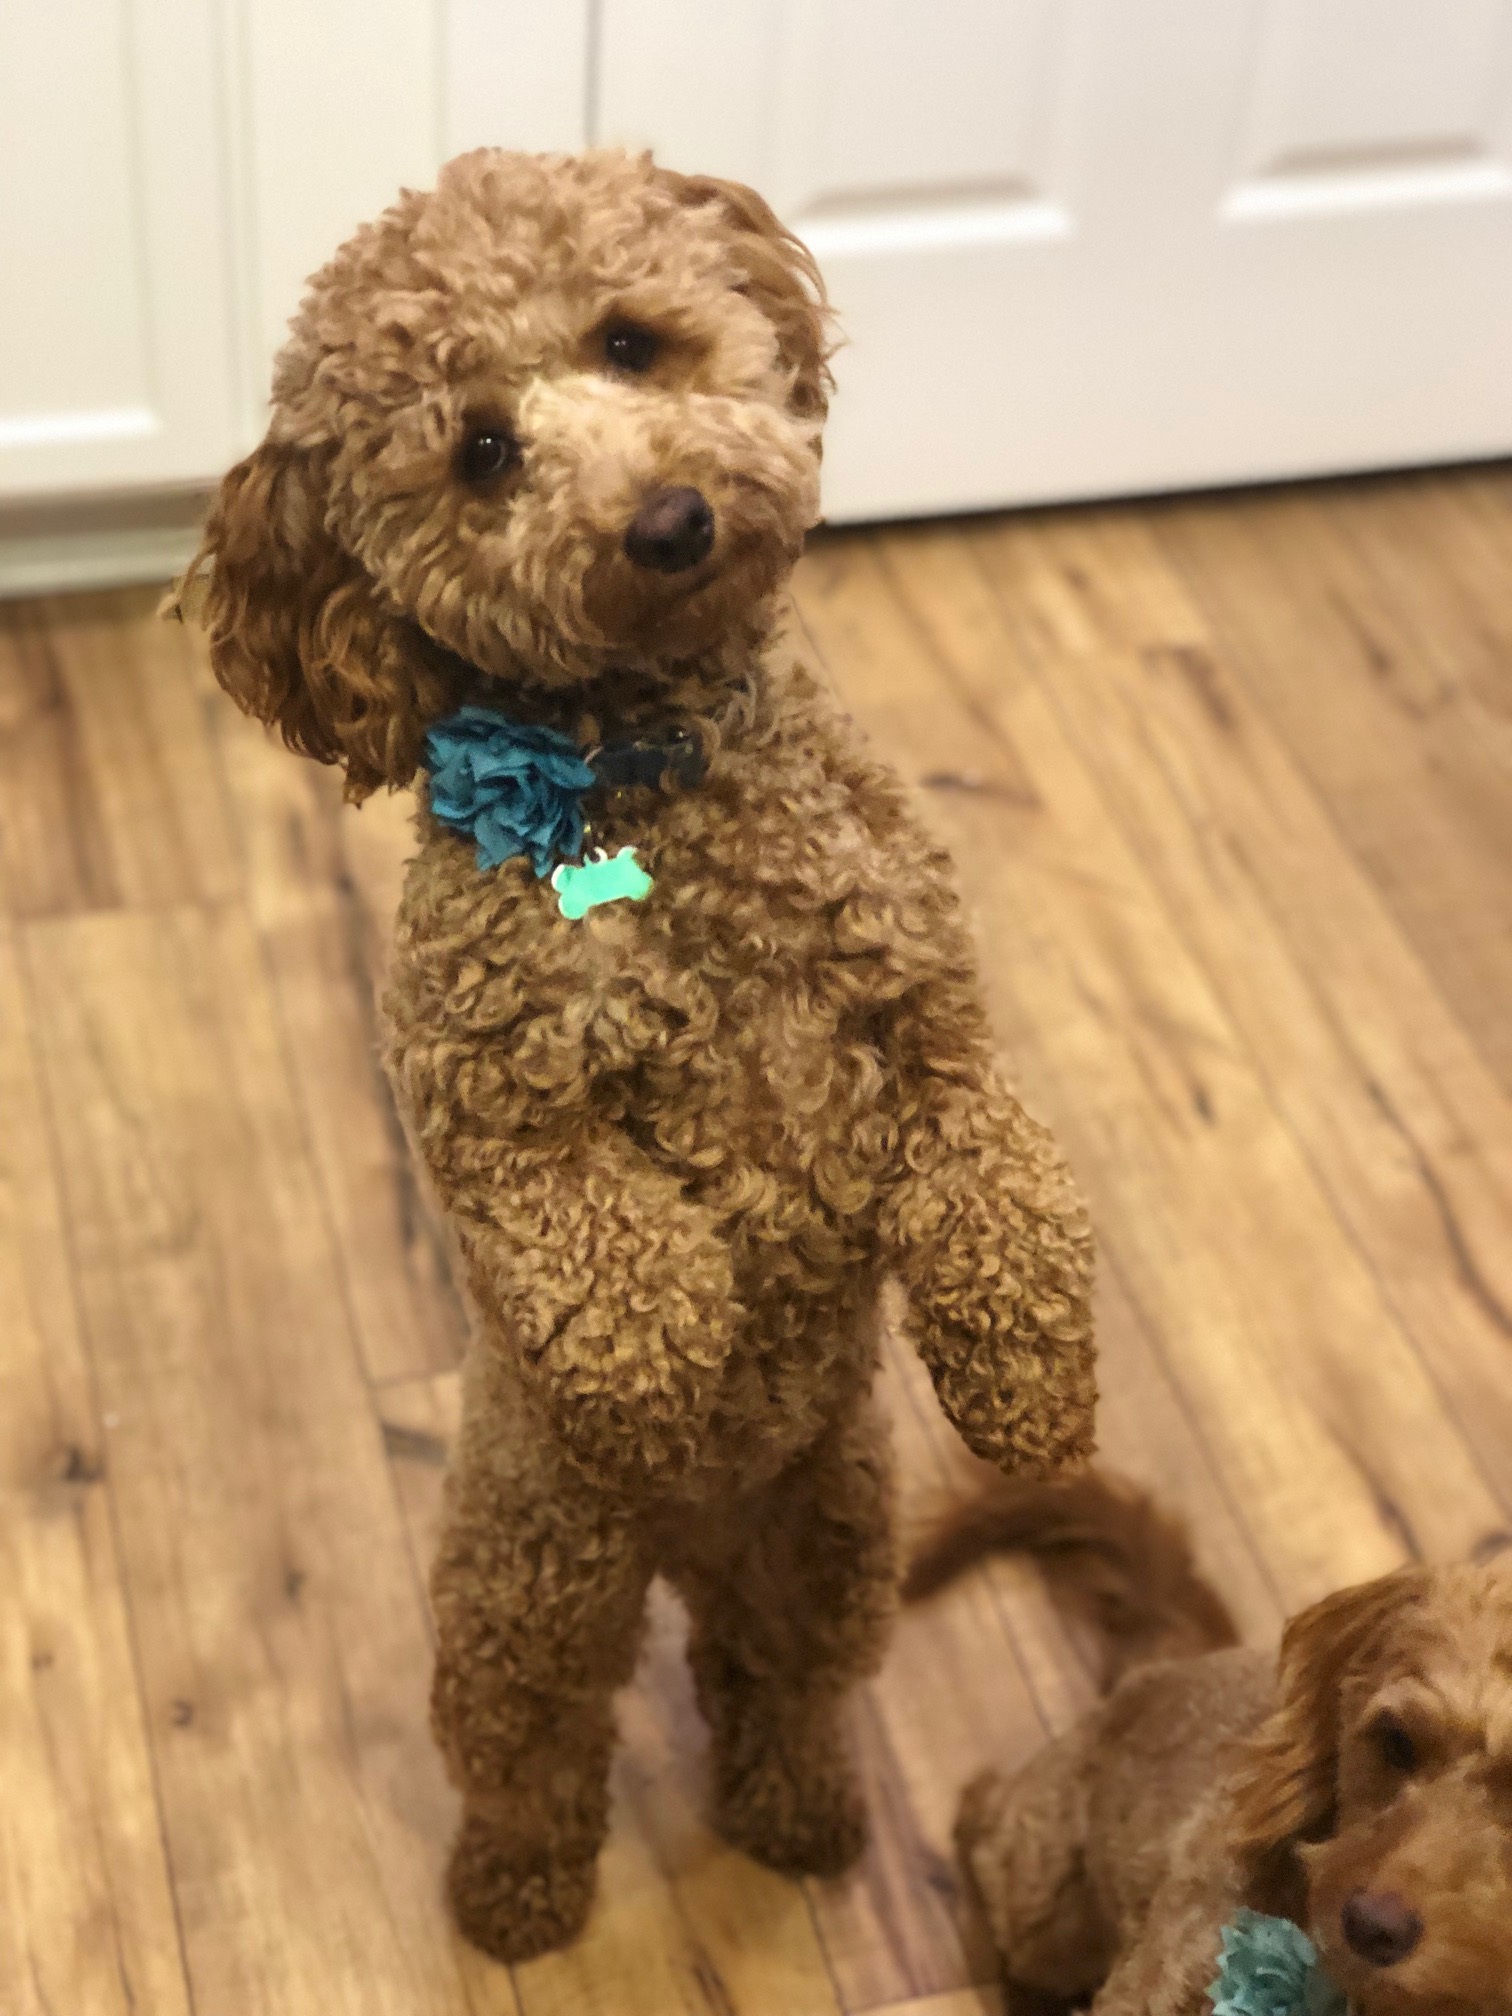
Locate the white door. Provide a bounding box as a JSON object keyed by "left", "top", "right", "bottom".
{"left": 0, "top": 0, "right": 244, "bottom": 497}
{"left": 586, "top": 0, "right": 1512, "bottom": 520}
{"left": 8, "top": 3, "right": 1509, "bottom": 519}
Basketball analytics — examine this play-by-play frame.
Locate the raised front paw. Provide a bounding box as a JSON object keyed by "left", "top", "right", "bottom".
{"left": 468, "top": 1189, "right": 741, "bottom": 1487}
{"left": 540, "top": 1284, "right": 737, "bottom": 1486}
{"left": 904, "top": 1190, "right": 1097, "bottom": 1475}
{"left": 926, "top": 1321, "right": 1097, "bottom": 1478}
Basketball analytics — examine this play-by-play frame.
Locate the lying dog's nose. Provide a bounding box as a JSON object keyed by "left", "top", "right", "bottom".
{"left": 1341, "top": 1890, "right": 1423, "bottom": 1967}
{"left": 623, "top": 487, "right": 715, "bottom": 574}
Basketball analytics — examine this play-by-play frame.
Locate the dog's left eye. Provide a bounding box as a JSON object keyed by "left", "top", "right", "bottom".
{"left": 603, "top": 319, "right": 660, "bottom": 374}
{"left": 1372, "top": 1714, "right": 1418, "bottom": 1773}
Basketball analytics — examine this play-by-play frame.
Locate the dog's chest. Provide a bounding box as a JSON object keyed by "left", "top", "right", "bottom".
{"left": 454, "top": 756, "right": 912, "bottom": 1085}
{"left": 570, "top": 781, "right": 915, "bottom": 1239}
{"left": 396, "top": 711, "right": 944, "bottom": 1226}
{"left": 568, "top": 780, "right": 906, "bottom": 1073}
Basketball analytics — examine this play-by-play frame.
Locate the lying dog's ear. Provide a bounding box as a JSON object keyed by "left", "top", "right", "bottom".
{"left": 1227, "top": 1566, "right": 1429, "bottom": 1910}
{"left": 662, "top": 169, "right": 835, "bottom": 423}
{"left": 169, "top": 439, "right": 463, "bottom": 802}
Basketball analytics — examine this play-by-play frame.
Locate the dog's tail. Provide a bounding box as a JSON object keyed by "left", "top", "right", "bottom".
{"left": 904, "top": 1469, "right": 1238, "bottom": 1692}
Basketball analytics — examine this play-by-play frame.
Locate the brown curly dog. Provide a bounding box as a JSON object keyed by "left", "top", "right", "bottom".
{"left": 909, "top": 1472, "right": 1512, "bottom": 2016}
{"left": 175, "top": 147, "right": 1097, "bottom": 1963}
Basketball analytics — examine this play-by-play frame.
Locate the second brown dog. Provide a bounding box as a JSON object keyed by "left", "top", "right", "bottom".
{"left": 909, "top": 1472, "right": 1512, "bottom": 2016}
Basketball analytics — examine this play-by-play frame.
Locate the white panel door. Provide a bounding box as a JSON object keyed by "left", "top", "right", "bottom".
{"left": 232, "top": 0, "right": 590, "bottom": 443}
{"left": 0, "top": 0, "right": 243, "bottom": 497}
{"left": 593, "top": 0, "right": 1512, "bottom": 520}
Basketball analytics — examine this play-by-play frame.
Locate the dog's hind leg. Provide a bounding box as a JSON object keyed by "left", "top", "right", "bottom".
{"left": 429, "top": 1365, "right": 652, "bottom": 1963}
{"left": 956, "top": 1737, "right": 1117, "bottom": 2009}
{"left": 665, "top": 1397, "right": 898, "bottom": 1876}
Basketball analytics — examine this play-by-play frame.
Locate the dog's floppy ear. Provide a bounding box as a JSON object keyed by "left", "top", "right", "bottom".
{"left": 170, "top": 438, "right": 463, "bottom": 802}
{"left": 1227, "top": 1567, "right": 1429, "bottom": 1909}
{"left": 662, "top": 168, "right": 835, "bottom": 422}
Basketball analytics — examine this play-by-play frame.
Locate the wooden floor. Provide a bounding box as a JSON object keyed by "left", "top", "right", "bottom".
{"left": 4, "top": 467, "right": 1512, "bottom": 2016}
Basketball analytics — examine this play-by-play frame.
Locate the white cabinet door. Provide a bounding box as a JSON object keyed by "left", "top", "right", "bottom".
{"left": 0, "top": 0, "right": 244, "bottom": 498}
{"left": 593, "top": 0, "right": 1512, "bottom": 520}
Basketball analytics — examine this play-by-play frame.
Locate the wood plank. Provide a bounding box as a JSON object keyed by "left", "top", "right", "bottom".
{"left": 27, "top": 905, "right": 517, "bottom": 2016}
{"left": 1333, "top": 472, "right": 1512, "bottom": 727}
{"left": 207, "top": 686, "right": 469, "bottom": 1383}
{"left": 970, "top": 506, "right": 1512, "bottom": 1512}
{"left": 0, "top": 601, "right": 120, "bottom": 916}
{"left": 376, "top": 1366, "right": 460, "bottom": 1600}
{"left": 0, "top": 590, "right": 239, "bottom": 918}
{"left": 794, "top": 531, "right": 1506, "bottom": 1600}
{"left": 378, "top": 1372, "right": 846, "bottom": 2016}
{"left": 861, "top": 1991, "right": 1004, "bottom": 2016}
{"left": 0, "top": 927, "right": 192, "bottom": 2016}
{"left": 1156, "top": 488, "right": 1512, "bottom": 1093}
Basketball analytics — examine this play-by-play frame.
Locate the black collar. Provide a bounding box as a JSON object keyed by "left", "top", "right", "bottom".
{"left": 585, "top": 729, "right": 707, "bottom": 794}
{"left": 433, "top": 639, "right": 715, "bottom": 795}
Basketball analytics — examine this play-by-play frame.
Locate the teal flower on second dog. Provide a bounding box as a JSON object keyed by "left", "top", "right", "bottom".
{"left": 1209, "top": 1912, "right": 1346, "bottom": 2016}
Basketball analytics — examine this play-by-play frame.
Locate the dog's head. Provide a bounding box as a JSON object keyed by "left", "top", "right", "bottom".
{"left": 176, "top": 149, "right": 832, "bottom": 797}
{"left": 1229, "top": 1559, "right": 1512, "bottom": 2015}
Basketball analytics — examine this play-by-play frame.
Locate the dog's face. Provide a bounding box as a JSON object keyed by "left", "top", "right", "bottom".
{"left": 1231, "top": 1562, "right": 1512, "bottom": 2015}
{"left": 179, "top": 149, "right": 830, "bottom": 796}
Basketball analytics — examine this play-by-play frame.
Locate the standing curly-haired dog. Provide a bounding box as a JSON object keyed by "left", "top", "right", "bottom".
{"left": 910, "top": 1471, "right": 1512, "bottom": 2016}
{"left": 174, "top": 148, "right": 1097, "bottom": 1962}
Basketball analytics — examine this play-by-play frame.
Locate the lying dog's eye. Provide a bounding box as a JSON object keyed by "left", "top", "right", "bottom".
{"left": 457, "top": 425, "right": 520, "bottom": 486}
{"left": 1372, "top": 1714, "right": 1418, "bottom": 1773}
{"left": 603, "top": 319, "right": 660, "bottom": 374}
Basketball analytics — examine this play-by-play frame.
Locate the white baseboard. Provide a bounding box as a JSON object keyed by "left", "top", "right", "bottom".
{"left": 0, "top": 488, "right": 209, "bottom": 598}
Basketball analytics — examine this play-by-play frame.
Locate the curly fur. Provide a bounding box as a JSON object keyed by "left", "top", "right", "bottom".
{"left": 174, "top": 146, "right": 1097, "bottom": 1962}
{"left": 913, "top": 1473, "right": 1512, "bottom": 2016}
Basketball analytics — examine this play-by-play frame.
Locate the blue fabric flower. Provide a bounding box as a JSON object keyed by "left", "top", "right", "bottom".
{"left": 423, "top": 707, "right": 597, "bottom": 876}
{"left": 1209, "top": 1911, "right": 1346, "bottom": 2016}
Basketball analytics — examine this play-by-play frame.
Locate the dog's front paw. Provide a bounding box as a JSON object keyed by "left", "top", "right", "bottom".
{"left": 446, "top": 1810, "right": 597, "bottom": 1964}
{"left": 540, "top": 1284, "right": 739, "bottom": 1488}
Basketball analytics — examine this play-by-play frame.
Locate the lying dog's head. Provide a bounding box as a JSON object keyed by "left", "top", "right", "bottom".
{"left": 1229, "top": 1559, "right": 1512, "bottom": 2015}
{"left": 178, "top": 149, "right": 832, "bottom": 796}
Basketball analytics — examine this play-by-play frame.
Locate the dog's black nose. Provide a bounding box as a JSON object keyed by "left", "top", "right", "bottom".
{"left": 1341, "top": 1890, "right": 1424, "bottom": 1967}
{"left": 623, "top": 487, "right": 715, "bottom": 574}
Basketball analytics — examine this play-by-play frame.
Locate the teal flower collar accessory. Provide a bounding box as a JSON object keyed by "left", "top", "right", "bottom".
{"left": 1210, "top": 1911, "right": 1347, "bottom": 2016}
{"left": 426, "top": 710, "right": 595, "bottom": 875}
{"left": 423, "top": 704, "right": 705, "bottom": 913}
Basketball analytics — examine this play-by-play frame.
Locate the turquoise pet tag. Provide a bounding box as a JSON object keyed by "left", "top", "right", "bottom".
{"left": 550, "top": 845, "right": 654, "bottom": 919}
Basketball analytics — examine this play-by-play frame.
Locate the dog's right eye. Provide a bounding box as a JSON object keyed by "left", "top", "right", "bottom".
{"left": 1371, "top": 1714, "right": 1418, "bottom": 1773}
{"left": 457, "top": 424, "right": 520, "bottom": 486}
